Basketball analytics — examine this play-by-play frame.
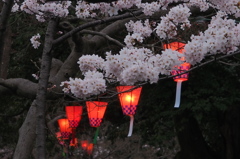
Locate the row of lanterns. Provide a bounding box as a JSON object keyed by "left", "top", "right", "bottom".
{"left": 57, "top": 85, "right": 142, "bottom": 154}
{"left": 56, "top": 42, "right": 190, "bottom": 155}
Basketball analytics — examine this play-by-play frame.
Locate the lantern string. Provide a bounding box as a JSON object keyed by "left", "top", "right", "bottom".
{"left": 127, "top": 115, "right": 134, "bottom": 137}
{"left": 174, "top": 81, "right": 182, "bottom": 108}
{"left": 93, "top": 127, "right": 100, "bottom": 144}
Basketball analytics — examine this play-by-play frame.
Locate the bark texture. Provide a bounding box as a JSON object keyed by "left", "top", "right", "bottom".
{"left": 0, "top": 78, "right": 38, "bottom": 98}
{"left": 13, "top": 100, "right": 37, "bottom": 159}
{"left": 35, "top": 19, "right": 57, "bottom": 159}
{"left": 0, "top": 0, "right": 13, "bottom": 78}
{"left": 0, "top": 27, "right": 11, "bottom": 79}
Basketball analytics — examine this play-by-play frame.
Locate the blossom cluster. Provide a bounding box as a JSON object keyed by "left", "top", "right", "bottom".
{"left": 74, "top": 0, "right": 194, "bottom": 19}
{"left": 78, "top": 54, "right": 105, "bottom": 73}
{"left": 184, "top": 11, "right": 240, "bottom": 65}
{"left": 104, "top": 48, "right": 159, "bottom": 85}
{"left": 136, "top": 2, "right": 162, "bottom": 16}
{"left": 30, "top": 33, "right": 41, "bottom": 49}
{"left": 60, "top": 71, "right": 106, "bottom": 99}
{"left": 75, "top": 1, "right": 98, "bottom": 18}
{"left": 76, "top": 46, "right": 183, "bottom": 87}
{"left": 149, "top": 49, "right": 183, "bottom": 75}
{"left": 75, "top": 0, "right": 141, "bottom": 18}
{"left": 187, "top": 0, "right": 210, "bottom": 12}
{"left": 210, "top": 0, "right": 240, "bottom": 18}
{"left": 155, "top": 4, "right": 191, "bottom": 39}
{"left": 62, "top": 44, "right": 185, "bottom": 98}
{"left": 15, "top": 0, "right": 71, "bottom": 22}
{"left": 124, "top": 20, "right": 153, "bottom": 47}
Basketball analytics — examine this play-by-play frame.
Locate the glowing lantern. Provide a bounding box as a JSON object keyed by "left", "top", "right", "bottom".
{"left": 163, "top": 42, "right": 191, "bottom": 108}
{"left": 65, "top": 106, "right": 83, "bottom": 128}
{"left": 57, "top": 119, "right": 72, "bottom": 139}
{"left": 81, "top": 140, "right": 89, "bottom": 150}
{"left": 116, "top": 86, "right": 142, "bottom": 137}
{"left": 81, "top": 140, "right": 94, "bottom": 155}
{"left": 86, "top": 101, "right": 108, "bottom": 127}
{"left": 65, "top": 106, "right": 83, "bottom": 145}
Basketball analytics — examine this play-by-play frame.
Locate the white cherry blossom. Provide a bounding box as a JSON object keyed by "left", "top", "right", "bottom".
{"left": 30, "top": 33, "right": 41, "bottom": 49}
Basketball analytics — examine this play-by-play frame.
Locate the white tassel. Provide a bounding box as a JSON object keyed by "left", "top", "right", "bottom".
{"left": 127, "top": 115, "right": 134, "bottom": 137}
{"left": 174, "top": 81, "right": 183, "bottom": 108}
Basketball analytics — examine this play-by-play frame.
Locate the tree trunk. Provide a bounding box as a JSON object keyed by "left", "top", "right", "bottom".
{"left": 35, "top": 19, "right": 57, "bottom": 159}
{"left": 0, "top": 0, "right": 13, "bottom": 78}
{"left": 13, "top": 100, "right": 37, "bottom": 159}
{"left": 0, "top": 27, "right": 11, "bottom": 78}
{"left": 174, "top": 110, "right": 216, "bottom": 159}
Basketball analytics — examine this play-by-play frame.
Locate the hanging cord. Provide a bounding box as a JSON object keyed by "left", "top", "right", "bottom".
{"left": 174, "top": 81, "right": 183, "bottom": 108}
{"left": 93, "top": 127, "right": 100, "bottom": 144}
{"left": 127, "top": 115, "right": 134, "bottom": 137}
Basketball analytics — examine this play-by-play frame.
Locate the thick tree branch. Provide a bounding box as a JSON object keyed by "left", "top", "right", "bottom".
{"left": 52, "top": 10, "right": 143, "bottom": 45}
{"left": 49, "top": 34, "right": 85, "bottom": 92}
{"left": 0, "top": 78, "right": 38, "bottom": 98}
{"left": 49, "top": 58, "right": 63, "bottom": 80}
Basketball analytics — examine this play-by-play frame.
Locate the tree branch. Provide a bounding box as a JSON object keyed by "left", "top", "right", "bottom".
{"left": 52, "top": 10, "right": 143, "bottom": 45}
{"left": 80, "top": 30, "right": 125, "bottom": 47}
{"left": 0, "top": 78, "right": 38, "bottom": 98}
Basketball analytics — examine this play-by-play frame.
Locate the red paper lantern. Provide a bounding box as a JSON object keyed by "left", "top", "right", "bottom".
{"left": 116, "top": 86, "right": 142, "bottom": 137}
{"left": 65, "top": 106, "right": 83, "bottom": 128}
{"left": 163, "top": 42, "right": 191, "bottom": 82}
{"left": 116, "top": 86, "right": 142, "bottom": 116}
{"left": 57, "top": 119, "right": 72, "bottom": 139}
{"left": 86, "top": 101, "right": 108, "bottom": 127}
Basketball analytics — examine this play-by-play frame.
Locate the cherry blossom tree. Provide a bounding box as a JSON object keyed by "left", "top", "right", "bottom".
{"left": 1, "top": 0, "right": 240, "bottom": 158}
